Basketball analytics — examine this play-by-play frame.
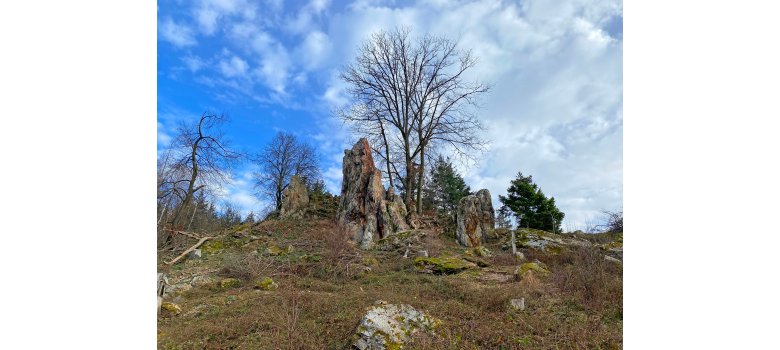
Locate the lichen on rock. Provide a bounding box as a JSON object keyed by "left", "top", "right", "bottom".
{"left": 160, "top": 302, "right": 182, "bottom": 317}
{"left": 265, "top": 244, "right": 293, "bottom": 256}
{"left": 337, "top": 138, "right": 410, "bottom": 249}
{"left": 219, "top": 278, "right": 242, "bottom": 289}
{"left": 353, "top": 300, "right": 441, "bottom": 350}
{"left": 515, "top": 261, "right": 550, "bottom": 280}
{"left": 254, "top": 277, "right": 279, "bottom": 291}
{"left": 280, "top": 175, "right": 309, "bottom": 218}
{"left": 455, "top": 189, "right": 495, "bottom": 247}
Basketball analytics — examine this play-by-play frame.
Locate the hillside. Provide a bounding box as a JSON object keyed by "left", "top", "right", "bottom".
{"left": 157, "top": 213, "right": 623, "bottom": 349}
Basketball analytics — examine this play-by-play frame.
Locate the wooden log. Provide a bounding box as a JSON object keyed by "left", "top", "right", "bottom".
{"left": 163, "top": 229, "right": 203, "bottom": 240}
{"left": 165, "top": 236, "right": 213, "bottom": 265}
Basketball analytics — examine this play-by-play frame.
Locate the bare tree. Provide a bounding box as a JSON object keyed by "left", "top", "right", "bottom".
{"left": 339, "top": 27, "right": 489, "bottom": 214}
{"left": 254, "top": 131, "right": 320, "bottom": 211}
{"left": 157, "top": 113, "right": 242, "bottom": 229}
{"left": 598, "top": 210, "right": 623, "bottom": 233}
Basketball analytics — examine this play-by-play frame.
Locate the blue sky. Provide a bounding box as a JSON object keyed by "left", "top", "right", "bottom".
{"left": 157, "top": 0, "right": 623, "bottom": 230}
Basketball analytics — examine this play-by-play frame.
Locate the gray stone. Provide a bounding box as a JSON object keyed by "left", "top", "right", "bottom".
{"left": 353, "top": 300, "right": 441, "bottom": 350}
{"left": 455, "top": 189, "right": 495, "bottom": 246}
{"left": 188, "top": 248, "right": 202, "bottom": 259}
{"left": 337, "top": 139, "right": 399, "bottom": 249}
{"left": 190, "top": 275, "right": 216, "bottom": 288}
{"left": 385, "top": 188, "right": 409, "bottom": 232}
{"left": 280, "top": 175, "right": 309, "bottom": 217}
{"left": 510, "top": 298, "right": 525, "bottom": 311}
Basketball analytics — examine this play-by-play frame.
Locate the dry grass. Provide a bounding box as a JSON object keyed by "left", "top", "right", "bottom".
{"left": 158, "top": 217, "right": 622, "bottom": 350}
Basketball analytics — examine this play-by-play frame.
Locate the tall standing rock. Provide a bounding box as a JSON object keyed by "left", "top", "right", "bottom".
{"left": 280, "top": 175, "right": 309, "bottom": 218}
{"left": 456, "top": 189, "right": 496, "bottom": 246}
{"left": 337, "top": 138, "right": 393, "bottom": 249}
{"left": 385, "top": 188, "right": 409, "bottom": 232}
{"left": 475, "top": 189, "right": 495, "bottom": 232}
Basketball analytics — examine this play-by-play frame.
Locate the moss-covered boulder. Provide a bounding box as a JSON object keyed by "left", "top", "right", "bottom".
{"left": 265, "top": 244, "right": 294, "bottom": 256}
{"left": 515, "top": 262, "right": 550, "bottom": 280}
{"left": 353, "top": 300, "right": 442, "bottom": 350}
{"left": 462, "top": 255, "right": 490, "bottom": 267}
{"left": 160, "top": 302, "right": 182, "bottom": 317}
{"left": 254, "top": 277, "right": 279, "bottom": 291}
{"left": 414, "top": 256, "right": 476, "bottom": 275}
{"left": 220, "top": 278, "right": 242, "bottom": 289}
{"left": 201, "top": 239, "right": 225, "bottom": 256}
{"left": 469, "top": 246, "right": 492, "bottom": 257}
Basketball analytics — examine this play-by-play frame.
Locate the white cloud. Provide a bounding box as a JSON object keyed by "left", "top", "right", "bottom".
{"left": 193, "top": 0, "right": 258, "bottom": 35}
{"left": 298, "top": 31, "right": 332, "bottom": 70}
{"left": 218, "top": 55, "right": 249, "bottom": 78}
{"left": 287, "top": 0, "right": 332, "bottom": 34}
{"left": 216, "top": 167, "right": 268, "bottom": 217}
{"left": 157, "top": 122, "right": 172, "bottom": 149}
{"left": 160, "top": 0, "right": 623, "bottom": 228}
{"left": 181, "top": 55, "right": 205, "bottom": 72}
{"left": 159, "top": 17, "right": 197, "bottom": 47}
{"left": 253, "top": 44, "right": 291, "bottom": 94}
{"left": 317, "top": 0, "right": 623, "bottom": 228}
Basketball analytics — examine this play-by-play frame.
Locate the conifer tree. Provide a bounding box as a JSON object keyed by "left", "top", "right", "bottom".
{"left": 424, "top": 155, "right": 472, "bottom": 216}
{"left": 499, "top": 172, "right": 564, "bottom": 233}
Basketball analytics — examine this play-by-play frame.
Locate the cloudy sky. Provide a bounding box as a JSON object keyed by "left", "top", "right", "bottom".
{"left": 157, "top": 0, "right": 622, "bottom": 230}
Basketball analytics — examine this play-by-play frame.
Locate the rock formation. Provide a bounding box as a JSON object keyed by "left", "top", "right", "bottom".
{"left": 385, "top": 188, "right": 409, "bottom": 232}
{"left": 280, "top": 175, "right": 309, "bottom": 217}
{"left": 455, "top": 189, "right": 496, "bottom": 246}
{"left": 353, "top": 300, "right": 441, "bottom": 350}
{"left": 337, "top": 138, "right": 395, "bottom": 249}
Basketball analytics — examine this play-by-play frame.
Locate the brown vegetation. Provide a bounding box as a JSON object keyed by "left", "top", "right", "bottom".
{"left": 158, "top": 217, "right": 622, "bottom": 349}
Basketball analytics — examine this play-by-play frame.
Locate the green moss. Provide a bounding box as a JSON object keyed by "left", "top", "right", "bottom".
{"left": 472, "top": 246, "right": 492, "bottom": 257}
{"left": 160, "top": 302, "right": 181, "bottom": 315}
{"left": 462, "top": 255, "right": 490, "bottom": 267}
{"left": 254, "top": 277, "right": 278, "bottom": 291}
{"left": 415, "top": 256, "right": 475, "bottom": 274}
{"left": 219, "top": 278, "right": 242, "bottom": 289}
{"left": 201, "top": 240, "right": 225, "bottom": 256}
{"left": 265, "top": 244, "right": 294, "bottom": 256}
{"left": 362, "top": 256, "right": 379, "bottom": 266}
{"left": 516, "top": 262, "right": 550, "bottom": 279}
{"left": 303, "top": 254, "right": 321, "bottom": 263}
{"left": 265, "top": 245, "right": 283, "bottom": 256}
{"left": 545, "top": 245, "right": 563, "bottom": 255}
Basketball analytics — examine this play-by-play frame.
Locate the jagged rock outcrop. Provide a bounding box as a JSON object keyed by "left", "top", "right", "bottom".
{"left": 337, "top": 138, "right": 394, "bottom": 249}
{"left": 280, "top": 175, "right": 309, "bottom": 217}
{"left": 353, "top": 300, "right": 441, "bottom": 350}
{"left": 385, "top": 188, "right": 409, "bottom": 232}
{"left": 456, "top": 189, "right": 495, "bottom": 246}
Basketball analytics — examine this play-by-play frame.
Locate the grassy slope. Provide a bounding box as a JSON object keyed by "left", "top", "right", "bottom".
{"left": 157, "top": 218, "right": 622, "bottom": 350}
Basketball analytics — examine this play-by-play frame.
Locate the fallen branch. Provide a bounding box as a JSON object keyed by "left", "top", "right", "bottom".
{"left": 165, "top": 236, "right": 213, "bottom": 265}
{"left": 163, "top": 229, "right": 204, "bottom": 240}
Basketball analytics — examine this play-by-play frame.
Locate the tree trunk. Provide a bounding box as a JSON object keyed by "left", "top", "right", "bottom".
{"left": 187, "top": 205, "right": 197, "bottom": 231}
{"left": 416, "top": 146, "right": 425, "bottom": 215}
{"left": 158, "top": 205, "right": 167, "bottom": 226}
{"left": 404, "top": 161, "right": 414, "bottom": 209}
{"left": 403, "top": 141, "right": 414, "bottom": 209}
{"left": 378, "top": 118, "right": 394, "bottom": 191}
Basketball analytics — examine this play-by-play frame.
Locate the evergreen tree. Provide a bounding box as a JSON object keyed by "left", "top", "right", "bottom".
{"left": 424, "top": 156, "right": 472, "bottom": 216}
{"left": 499, "top": 172, "right": 564, "bottom": 233}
